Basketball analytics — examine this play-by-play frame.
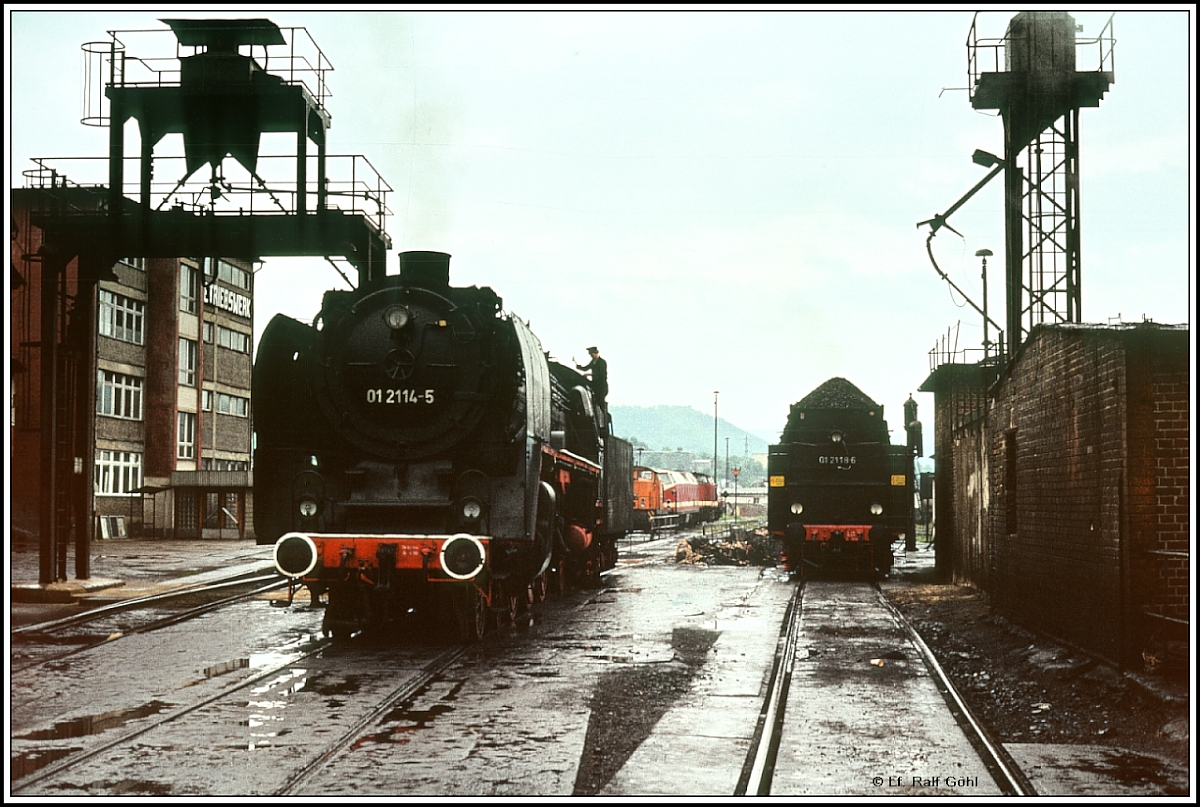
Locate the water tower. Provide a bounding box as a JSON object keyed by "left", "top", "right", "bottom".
{"left": 968, "top": 12, "right": 1115, "bottom": 355}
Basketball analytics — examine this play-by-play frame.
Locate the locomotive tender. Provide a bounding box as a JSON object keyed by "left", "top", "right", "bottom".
{"left": 255, "top": 251, "right": 633, "bottom": 640}
{"left": 631, "top": 467, "right": 720, "bottom": 531}
{"left": 767, "top": 378, "right": 914, "bottom": 577}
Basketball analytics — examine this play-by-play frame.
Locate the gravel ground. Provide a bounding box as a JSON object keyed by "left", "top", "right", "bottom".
{"left": 881, "top": 560, "right": 1191, "bottom": 777}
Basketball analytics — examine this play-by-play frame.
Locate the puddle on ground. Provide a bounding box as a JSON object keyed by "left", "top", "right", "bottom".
{"left": 11, "top": 747, "right": 80, "bottom": 780}
{"left": 352, "top": 676, "right": 464, "bottom": 747}
{"left": 202, "top": 657, "right": 250, "bottom": 679}
{"left": 1076, "top": 749, "right": 1188, "bottom": 795}
{"left": 15, "top": 700, "right": 174, "bottom": 741}
{"left": 308, "top": 674, "right": 363, "bottom": 696}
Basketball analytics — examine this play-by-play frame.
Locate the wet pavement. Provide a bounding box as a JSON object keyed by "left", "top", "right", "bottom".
{"left": 8, "top": 533, "right": 276, "bottom": 627}
{"left": 8, "top": 532, "right": 1191, "bottom": 797}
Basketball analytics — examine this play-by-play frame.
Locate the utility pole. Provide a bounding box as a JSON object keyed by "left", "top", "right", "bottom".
{"left": 713, "top": 391, "right": 719, "bottom": 485}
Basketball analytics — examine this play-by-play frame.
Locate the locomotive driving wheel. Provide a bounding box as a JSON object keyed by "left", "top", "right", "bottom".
{"left": 495, "top": 585, "right": 520, "bottom": 629}
{"left": 549, "top": 556, "right": 568, "bottom": 595}
{"left": 530, "top": 572, "right": 548, "bottom": 604}
{"left": 448, "top": 584, "right": 487, "bottom": 643}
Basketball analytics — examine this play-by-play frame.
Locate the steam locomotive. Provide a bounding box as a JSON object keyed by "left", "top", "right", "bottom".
{"left": 767, "top": 378, "right": 914, "bottom": 577}
{"left": 254, "top": 251, "right": 633, "bottom": 640}
{"left": 631, "top": 467, "right": 720, "bottom": 531}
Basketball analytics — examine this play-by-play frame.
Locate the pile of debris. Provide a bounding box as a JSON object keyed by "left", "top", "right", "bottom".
{"left": 675, "top": 526, "right": 779, "bottom": 567}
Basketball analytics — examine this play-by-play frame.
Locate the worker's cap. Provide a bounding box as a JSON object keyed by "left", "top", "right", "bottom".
{"left": 587, "top": 346, "right": 598, "bottom": 353}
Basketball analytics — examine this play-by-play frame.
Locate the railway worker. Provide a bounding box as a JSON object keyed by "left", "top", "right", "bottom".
{"left": 576, "top": 346, "right": 608, "bottom": 413}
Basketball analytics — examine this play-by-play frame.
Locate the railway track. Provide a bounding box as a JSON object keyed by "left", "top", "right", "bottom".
{"left": 738, "top": 578, "right": 1036, "bottom": 796}
{"left": 12, "top": 536, "right": 1043, "bottom": 797}
{"left": 11, "top": 631, "right": 331, "bottom": 793}
{"left": 273, "top": 646, "right": 469, "bottom": 795}
{"left": 11, "top": 573, "right": 291, "bottom": 673}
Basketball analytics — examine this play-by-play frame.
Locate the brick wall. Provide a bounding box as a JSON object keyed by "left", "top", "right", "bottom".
{"left": 921, "top": 363, "right": 994, "bottom": 584}
{"left": 924, "top": 323, "right": 1189, "bottom": 668}
{"left": 1127, "top": 328, "right": 1190, "bottom": 647}
{"left": 989, "top": 326, "right": 1129, "bottom": 662}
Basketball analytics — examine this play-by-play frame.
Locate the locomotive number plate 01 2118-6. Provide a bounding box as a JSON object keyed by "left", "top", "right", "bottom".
{"left": 365, "top": 388, "right": 436, "bottom": 404}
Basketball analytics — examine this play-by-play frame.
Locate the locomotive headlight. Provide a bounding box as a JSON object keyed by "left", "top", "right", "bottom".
{"left": 870, "top": 503, "right": 884, "bottom": 516}
{"left": 275, "top": 532, "right": 319, "bottom": 578}
{"left": 461, "top": 498, "right": 483, "bottom": 520}
{"left": 440, "top": 534, "right": 487, "bottom": 580}
{"left": 830, "top": 430, "right": 844, "bottom": 443}
{"left": 790, "top": 503, "right": 804, "bottom": 514}
{"left": 298, "top": 497, "right": 319, "bottom": 518}
{"left": 383, "top": 304, "right": 411, "bottom": 331}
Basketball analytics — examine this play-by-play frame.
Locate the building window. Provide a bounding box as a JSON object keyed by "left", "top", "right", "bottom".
{"left": 179, "top": 338, "right": 197, "bottom": 386}
{"left": 219, "top": 326, "right": 252, "bottom": 354}
{"left": 205, "top": 491, "right": 242, "bottom": 529}
{"left": 202, "top": 458, "right": 249, "bottom": 471}
{"left": 206, "top": 257, "right": 252, "bottom": 291}
{"left": 99, "top": 290, "right": 145, "bottom": 345}
{"left": 97, "top": 370, "right": 143, "bottom": 420}
{"left": 180, "top": 264, "right": 199, "bottom": 314}
{"left": 203, "top": 323, "right": 251, "bottom": 354}
{"left": 95, "top": 449, "right": 142, "bottom": 495}
{"left": 176, "top": 489, "right": 199, "bottom": 532}
{"left": 121, "top": 257, "right": 146, "bottom": 271}
{"left": 202, "top": 390, "right": 248, "bottom": 417}
{"left": 220, "top": 392, "right": 249, "bottom": 417}
{"left": 178, "top": 411, "right": 197, "bottom": 459}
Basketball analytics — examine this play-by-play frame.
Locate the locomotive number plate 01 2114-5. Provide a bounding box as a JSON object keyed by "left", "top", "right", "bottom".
{"left": 365, "top": 388, "right": 436, "bottom": 404}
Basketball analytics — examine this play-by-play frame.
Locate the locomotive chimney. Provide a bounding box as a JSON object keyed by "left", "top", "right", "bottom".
{"left": 399, "top": 251, "right": 451, "bottom": 290}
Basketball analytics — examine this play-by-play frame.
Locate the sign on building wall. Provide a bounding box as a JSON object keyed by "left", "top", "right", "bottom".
{"left": 204, "top": 285, "right": 252, "bottom": 319}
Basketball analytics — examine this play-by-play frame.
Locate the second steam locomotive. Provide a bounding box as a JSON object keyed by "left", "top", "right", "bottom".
{"left": 767, "top": 378, "right": 914, "bottom": 577}
{"left": 255, "top": 251, "right": 632, "bottom": 640}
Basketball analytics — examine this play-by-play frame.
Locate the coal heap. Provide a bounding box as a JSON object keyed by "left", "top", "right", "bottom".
{"left": 795, "top": 377, "right": 879, "bottom": 411}
{"left": 675, "top": 527, "right": 779, "bottom": 567}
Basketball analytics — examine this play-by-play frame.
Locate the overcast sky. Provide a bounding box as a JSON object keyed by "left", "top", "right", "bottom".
{"left": 6, "top": 7, "right": 1194, "bottom": 441}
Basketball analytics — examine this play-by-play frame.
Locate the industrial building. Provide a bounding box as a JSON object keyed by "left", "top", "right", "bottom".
{"left": 921, "top": 321, "right": 1189, "bottom": 671}
{"left": 11, "top": 185, "right": 255, "bottom": 545}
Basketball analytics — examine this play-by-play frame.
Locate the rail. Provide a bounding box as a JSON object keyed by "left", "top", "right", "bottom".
{"left": 966, "top": 11, "right": 1117, "bottom": 104}
{"left": 82, "top": 24, "right": 334, "bottom": 127}
{"left": 21, "top": 155, "right": 392, "bottom": 233}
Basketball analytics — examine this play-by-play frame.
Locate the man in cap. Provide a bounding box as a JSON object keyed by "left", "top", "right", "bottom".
{"left": 576, "top": 346, "right": 608, "bottom": 414}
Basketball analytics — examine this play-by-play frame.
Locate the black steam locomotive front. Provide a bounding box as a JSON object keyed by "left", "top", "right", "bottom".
{"left": 253, "top": 251, "right": 628, "bottom": 639}
{"left": 767, "top": 378, "right": 914, "bottom": 577}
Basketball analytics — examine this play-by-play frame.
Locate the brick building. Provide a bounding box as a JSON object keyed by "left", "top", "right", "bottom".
{"left": 920, "top": 322, "right": 1189, "bottom": 669}
{"left": 11, "top": 185, "right": 256, "bottom": 546}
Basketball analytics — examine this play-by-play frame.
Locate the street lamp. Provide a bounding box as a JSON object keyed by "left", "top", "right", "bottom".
{"left": 976, "top": 248, "right": 994, "bottom": 359}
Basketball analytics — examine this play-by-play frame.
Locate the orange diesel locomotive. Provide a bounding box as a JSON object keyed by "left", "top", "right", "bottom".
{"left": 632, "top": 467, "right": 720, "bottom": 530}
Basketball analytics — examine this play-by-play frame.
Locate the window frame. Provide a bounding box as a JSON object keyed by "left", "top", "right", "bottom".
{"left": 94, "top": 449, "right": 143, "bottom": 496}
{"left": 97, "top": 369, "right": 144, "bottom": 420}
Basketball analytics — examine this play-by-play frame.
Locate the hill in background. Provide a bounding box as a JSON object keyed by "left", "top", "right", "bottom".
{"left": 609, "top": 405, "right": 771, "bottom": 456}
